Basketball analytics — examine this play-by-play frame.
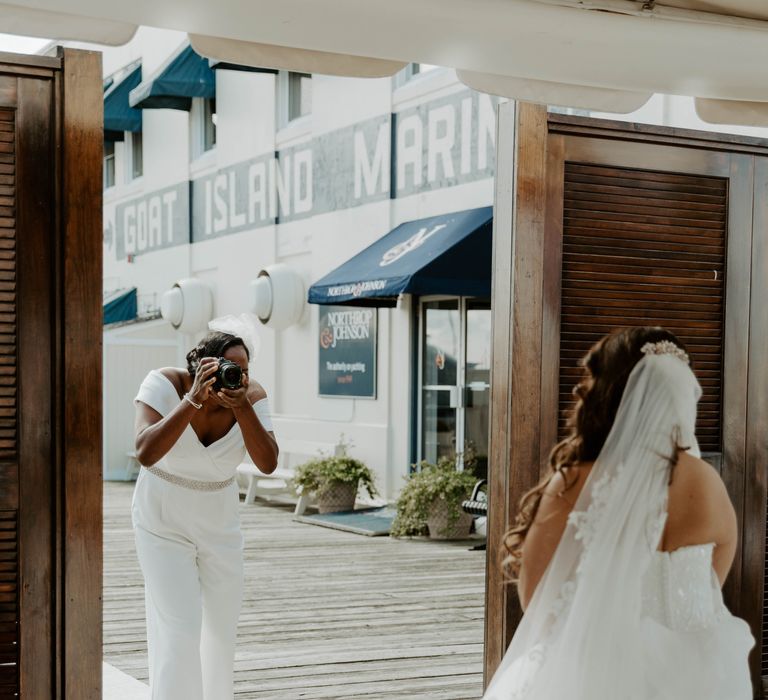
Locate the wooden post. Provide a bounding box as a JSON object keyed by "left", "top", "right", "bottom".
{"left": 16, "top": 61, "right": 56, "bottom": 699}
{"left": 59, "top": 47, "right": 103, "bottom": 700}
{"left": 484, "top": 101, "right": 549, "bottom": 683}
{"left": 741, "top": 156, "right": 768, "bottom": 691}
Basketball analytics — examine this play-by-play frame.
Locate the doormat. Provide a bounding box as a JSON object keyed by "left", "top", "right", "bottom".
{"left": 294, "top": 507, "right": 396, "bottom": 536}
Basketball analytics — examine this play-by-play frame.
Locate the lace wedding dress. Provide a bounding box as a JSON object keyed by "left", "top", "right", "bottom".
{"left": 638, "top": 542, "right": 754, "bottom": 699}
{"left": 483, "top": 345, "right": 754, "bottom": 700}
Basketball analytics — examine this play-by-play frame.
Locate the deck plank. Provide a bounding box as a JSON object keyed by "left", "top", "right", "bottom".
{"left": 103, "top": 482, "right": 486, "bottom": 699}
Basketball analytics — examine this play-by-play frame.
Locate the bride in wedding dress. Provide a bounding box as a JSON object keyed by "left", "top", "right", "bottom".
{"left": 483, "top": 326, "right": 754, "bottom": 700}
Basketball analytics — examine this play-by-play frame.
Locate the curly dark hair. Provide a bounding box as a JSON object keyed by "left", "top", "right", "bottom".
{"left": 502, "top": 326, "right": 692, "bottom": 579}
{"left": 185, "top": 331, "right": 249, "bottom": 376}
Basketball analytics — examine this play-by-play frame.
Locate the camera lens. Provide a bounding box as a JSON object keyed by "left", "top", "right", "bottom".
{"left": 221, "top": 365, "right": 242, "bottom": 388}
{"left": 214, "top": 359, "right": 243, "bottom": 391}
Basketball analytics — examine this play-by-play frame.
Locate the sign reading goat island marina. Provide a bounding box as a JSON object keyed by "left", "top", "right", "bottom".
{"left": 318, "top": 306, "right": 377, "bottom": 398}
{"left": 107, "top": 89, "right": 501, "bottom": 259}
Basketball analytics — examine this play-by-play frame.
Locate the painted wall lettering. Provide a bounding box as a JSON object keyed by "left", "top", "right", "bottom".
{"left": 111, "top": 89, "right": 501, "bottom": 256}
{"left": 115, "top": 183, "right": 189, "bottom": 260}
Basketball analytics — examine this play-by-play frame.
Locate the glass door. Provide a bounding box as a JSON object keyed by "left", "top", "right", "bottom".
{"left": 420, "top": 300, "right": 460, "bottom": 465}
{"left": 463, "top": 300, "right": 491, "bottom": 478}
{"left": 419, "top": 298, "right": 491, "bottom": 475}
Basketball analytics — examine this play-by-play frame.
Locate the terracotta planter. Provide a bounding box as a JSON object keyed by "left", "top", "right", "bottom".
{"left": 315, "top": 480, "right": 358, "bottom": 513}
{"left": 426, "top": 498, "right": 473, "bottom": 540}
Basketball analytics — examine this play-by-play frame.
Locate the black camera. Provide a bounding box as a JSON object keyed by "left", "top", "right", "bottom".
{"left": 213, "top": 358, "right": 243, "bottom": 391}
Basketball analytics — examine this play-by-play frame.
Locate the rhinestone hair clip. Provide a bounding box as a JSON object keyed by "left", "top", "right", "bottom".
{"left": 640, "top": 340, "right": 690, "bottom": 366}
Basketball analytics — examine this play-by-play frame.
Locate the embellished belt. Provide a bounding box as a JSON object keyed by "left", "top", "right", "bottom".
{"left": 145, "top": 465, "right": 235, "bottom": 491}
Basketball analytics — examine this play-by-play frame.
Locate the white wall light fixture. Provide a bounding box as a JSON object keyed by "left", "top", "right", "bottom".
{"left": 160, "top": 278, "right": 214, "bottom": 333}
{"left": 249, "top": 263, "right": 305, "bottom": 330}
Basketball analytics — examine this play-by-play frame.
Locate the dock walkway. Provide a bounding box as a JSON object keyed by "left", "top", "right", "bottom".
{"left": 103, "top": 482, "right": 486, "bottom": 699}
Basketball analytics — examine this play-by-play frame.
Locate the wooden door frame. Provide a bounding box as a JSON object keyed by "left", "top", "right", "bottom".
{"left": 0, "top": 47, "right": 103, "bottom": 698}
{"left": 12, "top": 52, "right": 59, "bottom": 699}
{"left": 485, "top": 102, "right": 768, "bottom": 692}
{"left": 57, "top": 46, "right": 103, "bottom": 700}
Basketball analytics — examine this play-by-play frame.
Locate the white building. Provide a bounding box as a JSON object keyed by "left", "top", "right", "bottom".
{"left": 101, "top": 29, "right": 501, "bottom": 497}
{"left": 101, "top": 29, "right": 768, "bottom": 497}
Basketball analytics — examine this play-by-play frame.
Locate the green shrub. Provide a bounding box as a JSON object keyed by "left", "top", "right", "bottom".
{"left": 391, "top": 455, "right": 477, "bottom": 538}
{"left": 293, "top": 456, "right": 378, "bottom": 499}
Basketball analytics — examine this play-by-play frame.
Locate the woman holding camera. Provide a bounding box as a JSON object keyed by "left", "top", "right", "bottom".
{"left": 132, "top": 330, "right": 278, "bottom": 700}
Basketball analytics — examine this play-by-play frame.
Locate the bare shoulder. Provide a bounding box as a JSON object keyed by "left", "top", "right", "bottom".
{"left": 541, "top": 469, "right": 572, "bottom": 501}
{"left": 671, "top": 451, "right": 728, "bottom": 500}
{"left": 536, "top": 466, "right": 590, "bottom": 522}
{"left": 544, "top": 464, "right": 591, "bottom": 499}
{"left": 156, "top": 367, "right": 187, "bottom": 395}
{"left": 247, "top": 380, "right": 268, "bottom": 403}
{"left": 666, "top": 450, "right": 736, "bottom": 548}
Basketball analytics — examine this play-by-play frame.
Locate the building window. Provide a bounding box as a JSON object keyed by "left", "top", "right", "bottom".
{"left": 128, "top": 131, "right": 143, "bottom": 180}
{"left": 191, "top": 97, "right": 217, "bottom": 159}
{"left": 277, "top": 71, "right": 312, "bottom": 127}
{"left": 288, "top": 72, "right": 312, "bottom": 121}
{"left": 203, "top": 98, "right": 217, "bottom": 151}
{"left": 104, "top": 141, "right": 115, "bottom": 189}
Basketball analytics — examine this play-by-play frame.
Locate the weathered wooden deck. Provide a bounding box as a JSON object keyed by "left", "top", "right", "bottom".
{"left": 103, "top": 482, "right": 486, "bottom": 699}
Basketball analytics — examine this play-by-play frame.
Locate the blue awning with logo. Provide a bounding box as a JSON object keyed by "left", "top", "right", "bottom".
{"left": 104, "top": 287, "right": 137, "bottom": 325}
{"left": 129, "top": 44, "right": 215, "bottom": 111}
{"left": 104, "top": 64, "right": 142, "bottom": 141}
{"left": 307, "top": 206, "right": 493, "bottom": 306}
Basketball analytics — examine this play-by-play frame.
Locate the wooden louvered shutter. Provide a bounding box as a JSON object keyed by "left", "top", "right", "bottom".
{"left": 558, "top": 163, "right": 726, "bottom": 454}
{"left": 0, "top": 512, "right": 16, "bottom": 696}
{"left": 0, "top": 106, "right": 18, "bottom": 695}
{"left": 764, "top": 523, "right": 768, "bottom": 687}
{"left": 0, "top": 108, "right": 16, "bottom": 461}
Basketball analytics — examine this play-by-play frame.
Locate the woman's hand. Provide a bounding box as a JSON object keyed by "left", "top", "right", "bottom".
{"left": 189, "top": 357, "right": 218, "bottom": 404}
{"left": 213, "top": 370, "right": 251, "bottom": 410}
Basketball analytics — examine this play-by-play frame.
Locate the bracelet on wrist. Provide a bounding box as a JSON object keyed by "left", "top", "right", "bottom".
{"left": 183, "top": 393, "right": 202, "bottom": 410}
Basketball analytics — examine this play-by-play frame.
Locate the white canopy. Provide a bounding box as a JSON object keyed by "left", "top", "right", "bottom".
{"left": 3, "top": 0, "right": 768, "bottom": 124}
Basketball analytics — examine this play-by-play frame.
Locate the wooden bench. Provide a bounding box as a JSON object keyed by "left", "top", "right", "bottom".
{"left": 236, "top": 439, "right": 340, "bottom": 515}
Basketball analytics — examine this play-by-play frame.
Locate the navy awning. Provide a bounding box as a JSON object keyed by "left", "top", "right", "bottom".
{"left": 130, "top": 45, "right": 215, "bottom": 111}
{"left": 104, "top": 64, "right": 142, "bottom": 142}
{"left": 308, "top": 206, "right": 493, "bottom": 306}
{"left": 104, "top": 288, "right": 137, "bottom": 325}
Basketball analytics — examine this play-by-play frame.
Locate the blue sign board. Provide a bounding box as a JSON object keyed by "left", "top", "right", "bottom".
{"left": 318, "top": 306, "right": 377, "bottom": 398}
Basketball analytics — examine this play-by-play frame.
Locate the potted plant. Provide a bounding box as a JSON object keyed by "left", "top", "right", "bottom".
{"left": 391, "top": 454, "right": 478, "bottom": 540}
{"left": 293, "top": 454, "right": 378, "bottom": 513}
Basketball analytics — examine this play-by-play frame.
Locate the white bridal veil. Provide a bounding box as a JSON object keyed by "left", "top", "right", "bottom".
{"left": 484, "top": 345, "right": 704, "bottom": 699}
{"left": 208, "top": 313, "right": 261, "bottom": 372}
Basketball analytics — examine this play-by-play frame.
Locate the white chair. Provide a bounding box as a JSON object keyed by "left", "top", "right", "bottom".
{"left": 236, "top": 439, "right": 338, "bottom": 514}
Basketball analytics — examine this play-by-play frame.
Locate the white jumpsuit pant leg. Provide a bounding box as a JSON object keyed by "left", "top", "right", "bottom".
{"left": 132, "top": 469, "right": 244, "bottom": 700}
